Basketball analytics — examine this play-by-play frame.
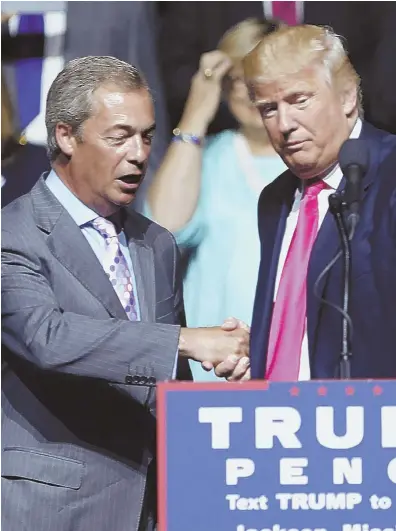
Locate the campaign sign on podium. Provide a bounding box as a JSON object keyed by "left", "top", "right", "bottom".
{"left": 157, "top": 380, "right": 396, "bottom": 531}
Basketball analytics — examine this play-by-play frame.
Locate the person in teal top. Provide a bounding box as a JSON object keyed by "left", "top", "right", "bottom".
{"left": 145, "top": 18, "right": 286, "bottom": 381}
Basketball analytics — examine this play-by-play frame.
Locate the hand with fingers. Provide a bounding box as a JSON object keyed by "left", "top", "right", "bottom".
{"left": 179, "top": 317, "right": 251, "bottom": 382}
{"left": 178, "top": 50, "right": 233, "bottom": 136}
{"left": 205, "top": 317, "right": 251, "bottom": 381}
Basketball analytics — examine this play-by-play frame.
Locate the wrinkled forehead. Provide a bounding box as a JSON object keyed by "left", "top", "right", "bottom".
{"left": 89, "top": 85, "right": 154, "bottom": 127}
{"left": 92, "top": 85, "right": 152, "bottom": 111}
{"left": 248, "top": 67, "right": 325, "bottom": 104}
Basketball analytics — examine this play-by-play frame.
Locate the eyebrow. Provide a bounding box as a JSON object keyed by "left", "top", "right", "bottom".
{"left": 141, "top": 123, "right": 156, "bottom": 135}
{"left": 106, "top": 123, "right": 156, "bottom": 135}
{"left": 253, "top": 90, "right": 314, "bottom": 107}
{"left": 253, "top": 100, "right": 272, "bottom": 107}
{"left": 252, "top": 100, "right": 277, "bottom": 109}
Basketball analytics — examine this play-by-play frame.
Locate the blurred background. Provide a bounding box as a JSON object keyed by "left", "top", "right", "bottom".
{"left": 2, "top": 1, "right": 396, "bottom": 209}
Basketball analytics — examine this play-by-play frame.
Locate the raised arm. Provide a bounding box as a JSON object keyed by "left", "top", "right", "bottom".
{"left": 147, "top": 51, "right": 231, "bottom": 233}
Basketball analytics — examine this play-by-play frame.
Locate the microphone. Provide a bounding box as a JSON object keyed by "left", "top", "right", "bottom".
{"left": 338, "top": 138, "right": 370, "bottom": 228}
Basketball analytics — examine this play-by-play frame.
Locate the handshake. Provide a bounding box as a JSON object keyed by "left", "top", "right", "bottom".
{"left": 179, "top": 317, "right": 251, "bottom": 381}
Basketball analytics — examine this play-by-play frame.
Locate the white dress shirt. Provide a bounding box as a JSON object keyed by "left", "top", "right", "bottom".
{"left": 273, "top": 119, "right": 362, "bottom": 380}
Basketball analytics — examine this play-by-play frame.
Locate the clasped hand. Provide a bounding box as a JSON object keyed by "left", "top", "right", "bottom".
{"left": 196, "top": 317, "right": 251, "bottom": 381}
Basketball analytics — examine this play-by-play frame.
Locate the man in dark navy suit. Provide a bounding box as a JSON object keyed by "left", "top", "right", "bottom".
{"left": 244, "top": 24, "right": 396, "bottom": 381}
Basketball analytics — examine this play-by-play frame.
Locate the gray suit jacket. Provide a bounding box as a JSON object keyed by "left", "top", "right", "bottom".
{"left": 1, "top": 176, "right": 188, "bottom": 531}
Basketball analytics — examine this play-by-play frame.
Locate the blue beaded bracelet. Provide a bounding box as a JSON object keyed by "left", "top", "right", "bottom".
{"left": 172, "top": 128, "right": 204, "bottom": 147}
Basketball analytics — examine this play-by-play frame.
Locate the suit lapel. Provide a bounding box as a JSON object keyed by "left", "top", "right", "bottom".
{"left": 307, "top": 122, "right": 384, "bottom": 360}
{"left": 31, "top": 177, "right": 128, "bottom": 320}
{"left": 306, "top": 201, "right": 340, "bottom": 357}
{"left": 124, "top": 213, "right": 156, "bottom": 323}
{"left": 251, "top": 170, "right": 297, "bottom": 377}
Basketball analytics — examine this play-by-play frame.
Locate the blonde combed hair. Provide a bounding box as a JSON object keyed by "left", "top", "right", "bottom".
{"left": 243, "top": 24, "right": 363, "bottom": 116}
{"left": 218, "top": 17, "right": 282, "bottom": 65}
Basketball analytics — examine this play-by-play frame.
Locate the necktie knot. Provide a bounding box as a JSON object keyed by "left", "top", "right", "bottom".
{"left": 92, "top": 217, "right": 118, "bottom": 240}
{"left": 303, "top": 179, "right": 328, "bottom": 199}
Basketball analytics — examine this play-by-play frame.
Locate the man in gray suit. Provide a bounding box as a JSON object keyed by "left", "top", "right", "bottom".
{"left": 1, "top": 56, "right": 250, "bottom": 531}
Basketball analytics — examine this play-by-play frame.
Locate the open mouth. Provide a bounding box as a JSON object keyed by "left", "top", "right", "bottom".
{"left": 117, "top": 174, "right": 142, "bottom": 185}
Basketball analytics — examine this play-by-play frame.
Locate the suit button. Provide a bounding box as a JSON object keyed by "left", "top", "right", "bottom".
{"left": 140, "top": 376, "right": 148, "bottom": 385}
{"left": 148, "top": 377, "right": 156, "bottom": 385}
{"left": 126, "top": 375, "right": 141, "bottom": 385}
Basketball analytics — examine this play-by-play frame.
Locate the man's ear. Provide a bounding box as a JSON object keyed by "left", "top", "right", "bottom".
{"left": 341, "top": 80, "right": 358, "bottom": 117}
{"left": 55, "top": 122, "right": 79, "bottom": 157}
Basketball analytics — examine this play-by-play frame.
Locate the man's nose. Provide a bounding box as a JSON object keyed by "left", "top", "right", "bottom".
{"left": 126, "top": 134, "right": 149, "bottom": 164}
{"left": 277, "top": 103, "right": 296, "bottom": 136}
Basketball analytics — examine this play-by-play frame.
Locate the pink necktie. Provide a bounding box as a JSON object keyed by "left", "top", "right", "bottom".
{"left": 265, "top": 180, "right": 327, "bottom": 381}
{"left": 272, "top": 1, "right": 298, "bottom": 25}
{"left": 92, "top": 217, "right": 138, "bottom": 321}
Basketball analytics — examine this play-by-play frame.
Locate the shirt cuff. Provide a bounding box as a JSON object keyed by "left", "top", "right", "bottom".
{"left": 172, "top": 350, "right": 178, "bottom": 379}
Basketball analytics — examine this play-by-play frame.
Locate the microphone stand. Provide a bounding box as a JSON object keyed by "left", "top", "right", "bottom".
{"left": 328, "top": 193, "right": 352, "bottom": 379}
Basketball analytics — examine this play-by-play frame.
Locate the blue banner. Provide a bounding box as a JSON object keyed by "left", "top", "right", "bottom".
{"left": 158, "top": 380, "right": 396, "bottom": 531}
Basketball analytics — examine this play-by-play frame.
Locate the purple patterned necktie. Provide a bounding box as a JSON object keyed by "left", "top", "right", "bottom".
{"left": 92, "top": 217, "right": 138, "bottom": 321}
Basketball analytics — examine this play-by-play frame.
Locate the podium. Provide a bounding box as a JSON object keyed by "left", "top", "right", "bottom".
{"left": 157, "top": 380, "right": 396, "bottom": 531}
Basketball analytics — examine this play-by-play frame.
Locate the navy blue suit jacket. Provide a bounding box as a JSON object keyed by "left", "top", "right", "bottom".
{"left": 250, "top": 123, "right": 396, "bottom": 379}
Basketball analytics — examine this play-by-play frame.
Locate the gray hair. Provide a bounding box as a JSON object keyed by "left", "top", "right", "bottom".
{"left": 45, "top": 56, "right": 148, "bottom": 161}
